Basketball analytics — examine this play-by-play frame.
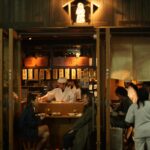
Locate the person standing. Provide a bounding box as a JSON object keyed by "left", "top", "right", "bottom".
{"left": 38, "top": 77, "right": 75, "bottom": 102}
{"left": 67, "top": 79, "right": 82, "bottom": 101}
{"left": 63, "top": 93, "right": 96, "bottom": 150}
{"left": 125, "top": 87, "right": 150, "bottom": 150}
{"left": 110, "top": 86, "right": 132, "bottom": 128}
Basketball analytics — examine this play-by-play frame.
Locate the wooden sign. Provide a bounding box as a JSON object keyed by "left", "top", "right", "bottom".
{"left": 59, "top": 69, "right": 64, "bottom": 78}
{"left": 45, "top": 69, "right": 51, "bottom": 80}
{"left": 28, "top": 69, "right": 33, "bottom": 80}
{"left": 53, "top": 69, "right": 58, "bottom": 79}
{"left": 39, "top": 69, "right": 45, "bottom": 80}
{"left": 77, "top": 68, "right": 82, "bottom": 79}
{"left": 65, "top": 68, "right": 70, "bottom": 79}
{"left": 71, "top": 69, "right": 76, "bottom": 79}
{"left": 22, "top": 69, "right": 27, "bottom": 80}
{"left": 34, "top": 69, "right": 39, "bottom": 80}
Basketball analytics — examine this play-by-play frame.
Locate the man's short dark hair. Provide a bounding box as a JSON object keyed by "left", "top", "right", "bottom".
{"left": 115, "top": 86, "right": 127, "bottom": 97}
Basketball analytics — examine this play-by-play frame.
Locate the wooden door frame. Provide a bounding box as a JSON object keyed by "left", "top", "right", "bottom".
{"left": 8, "top": 29, "right": 14, "bottom": 150}
{"left": 105, "top": 28, "right": 111, "bottom": 150}
{"left": 0, "top": 28, "right": 3, "bottom": 150}
{"left": 96, "top": 28, "right": 101, "bottom": 150}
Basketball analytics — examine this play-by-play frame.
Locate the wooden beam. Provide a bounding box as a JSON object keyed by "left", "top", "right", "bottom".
{"left": 96, "top": 28, "right": 101, "bottom": 150}
{"left": 105, "top": 28, "right": 111, "bottom": 150}
{"left": 0, "top": 28, "right": 3, "bottom": 150}
{"left": 8, "top": 29, "right": 14, "bottom": 150}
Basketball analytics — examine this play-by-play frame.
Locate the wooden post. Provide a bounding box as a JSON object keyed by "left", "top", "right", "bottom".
{"left": 0, "top": 28, "right": 3, "bottom": 150}
{"left": 8, "top": 29, "right": 14, "bottom": 150}
{"left": 96, "top": 28, "right": 101, "bottom": 150}
{"left": 105, "top": 28, "right": 111, "bottom": 150}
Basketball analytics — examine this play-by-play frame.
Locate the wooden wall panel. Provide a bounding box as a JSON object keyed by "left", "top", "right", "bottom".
{"left": 0, "top": 29, "right": 3, "bottom": 150}
{"left": 115, "top": 0, "right": 150, "bottom": 26}
{"left": 0, "top": 1, "right": 3, "bottom": 24}
{"left": 1, "top": 0, "right": 150, "bottom": 27}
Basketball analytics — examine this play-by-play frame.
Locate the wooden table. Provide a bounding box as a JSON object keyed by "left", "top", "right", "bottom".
{"left": 37, "top": 102, "right": 84, "bottom": 149}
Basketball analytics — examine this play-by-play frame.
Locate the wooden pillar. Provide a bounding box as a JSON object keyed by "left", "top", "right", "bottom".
{"left": 105, "top": 28, "right": 111, "bottom": 150}
{"left": 17, "top": 40, "right": 21, "bottom": 98}
{"left": 0, "top": 29, "right": 3, "bottom": 150}
{"left": 96, "top": 28, "right": 101, "bottom": 150}
{"left": 8, "top": 29, "right": 14, "bottom": 150}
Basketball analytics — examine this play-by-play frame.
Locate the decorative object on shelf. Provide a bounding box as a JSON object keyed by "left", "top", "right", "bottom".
{"left": 62, "top": 0, "right": 100, "bottom": 25}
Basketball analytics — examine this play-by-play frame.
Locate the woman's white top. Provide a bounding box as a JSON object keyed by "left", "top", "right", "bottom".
{"left": 125, "top": 101, "right": 150, "bottom": 138}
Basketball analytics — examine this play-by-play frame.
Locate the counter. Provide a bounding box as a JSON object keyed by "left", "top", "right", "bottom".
{"left": 37, "top": 101, "right": 84, "bottom": 117}
{"left": 37, "top": 102, "right": 85, "bottom": 149}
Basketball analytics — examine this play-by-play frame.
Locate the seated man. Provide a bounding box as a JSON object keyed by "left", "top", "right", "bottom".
{"left": 18, "top": 93, "right": 50, "bottom": 150}
{"left": 63, "top": 92, "right": 97, "bottom": 150}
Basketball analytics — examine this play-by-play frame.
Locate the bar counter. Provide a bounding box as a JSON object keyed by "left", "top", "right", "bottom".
{"left": 37, "top": 101, "right": 85, "bottom": 117}
{"left": 37, "top": 101, "right": 85, "bottom": 149}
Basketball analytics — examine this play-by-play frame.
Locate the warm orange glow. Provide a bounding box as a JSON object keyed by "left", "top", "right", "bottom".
{"left": 52, "top": 57, "right": 89, "bottom": 67}
{"left": 24, "top": 56, "right": 48, "bottom": 67}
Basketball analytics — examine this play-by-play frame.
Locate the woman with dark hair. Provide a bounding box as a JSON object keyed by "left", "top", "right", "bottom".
{"left": 110, "top": 86, "right": 132, "bottom": 128}
{"left": 125, "top": 88, "right": 150, "bottom": 150}
{"left": 19, "top": 93, "right": 50, "bottom": 150}
{"left": 63, "top": 92, "right": 96, "bottom": 150}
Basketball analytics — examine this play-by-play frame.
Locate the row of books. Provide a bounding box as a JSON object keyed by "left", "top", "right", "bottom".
{"left": 22, "top": 68, "right": 96, "bottom": 80}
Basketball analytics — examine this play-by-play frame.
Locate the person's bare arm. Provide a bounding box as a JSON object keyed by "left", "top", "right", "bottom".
{"left": 38, "top": 95, "right": 49, "bottom": 102}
